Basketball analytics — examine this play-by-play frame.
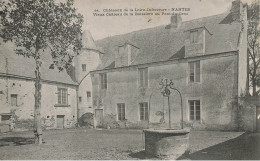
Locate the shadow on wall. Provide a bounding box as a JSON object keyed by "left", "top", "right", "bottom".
{"left": 177, "top": 132, "right": 260, "bottom": 160}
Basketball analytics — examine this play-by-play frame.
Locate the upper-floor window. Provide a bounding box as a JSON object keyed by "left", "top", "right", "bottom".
{"left": 58, "top": 88, "right": 68, "bottom": 105}
{"left": 82, "top": 64, "right": 86, "bottom": 71}
{"left": 87, "top": 91, "right": 91, "bottom": 97}
{"left": 139, "top": 102, "right": 148, "bottom": 121}
{"left": 190, "top": 30, "right": 198, "bottom": 43}
{"left": 189, "top": 100, "right": 200, "bottom": 121}
{"left": 189, "top": 61, "right": 200, "bottom": 83}
{"left": 79, "top": 96, "right": 82, "bottom": 103}
{"left": 100, "top": 73, "right": 107, "bottom": 89}
{"left": 11, "top": 94, "right": 17, "bottom": 106}
{"left": 139, "top": 68, "right": 148, "bottom": 87}
{"left": 117, "top": 103, "right": 125, "bottom": 121}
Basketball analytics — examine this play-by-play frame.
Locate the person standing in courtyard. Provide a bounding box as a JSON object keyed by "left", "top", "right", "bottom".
{"left": 9, "top": 116, "right": 15, "bottom": 132}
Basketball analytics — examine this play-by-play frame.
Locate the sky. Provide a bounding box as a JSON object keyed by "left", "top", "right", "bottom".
{"left": 71, "top": 0, "right": 253, "bottom": 41}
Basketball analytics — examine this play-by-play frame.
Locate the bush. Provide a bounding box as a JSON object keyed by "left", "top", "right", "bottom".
{"left": 78, "top": 113, "right": 94, "bottom": 127}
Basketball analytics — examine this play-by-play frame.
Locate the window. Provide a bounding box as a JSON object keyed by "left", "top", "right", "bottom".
{"left": 189, "top": 61, "right": 200, "bottom": 83}
{"left": 1, "top": 115, "right": 11, "bottom": 121}
{"left": 139, "top": 102, "right": 149, "bottom": 120}
{"left": 82, "top": 64, "right": 86, "bottom": 71}
{"left": 100, "top": 73, "right": 107, "bottom": 89}
{"left": 190, "top": 30, "right": 198, "bottom": 43}
{"left": 117, "top": 103, "right": 125, "bottom": 120}
{"left": 58, "top": 88, "right": 68, "bottom": 105}
{"left": 11, "top": 94, "right": 17, "bottom": 106}
{"left": 189, "top": 100, "right": 200, "bottom": 121}
{"left": 87, "top": 91, "right": 91, "bottom": 97}
{"left": 139, "top": 68, "right": 148, "bottom": 87}
{"left": 79, "top": 97, "right": 82, "bottom": 103}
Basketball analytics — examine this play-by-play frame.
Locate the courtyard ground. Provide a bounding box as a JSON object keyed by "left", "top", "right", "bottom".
{"left": 0, "top": 128, "right": 259, "bottom": 160}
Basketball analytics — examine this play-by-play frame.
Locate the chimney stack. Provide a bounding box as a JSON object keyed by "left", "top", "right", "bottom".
{"left": 171, "top": 14, "right": 182, "bottom": 29}
{"left": 230, "top": 0, "right": 243, "bottom": 21}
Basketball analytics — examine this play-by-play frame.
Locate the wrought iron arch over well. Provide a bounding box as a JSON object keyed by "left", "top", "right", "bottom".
{"left": 148, "top": 78, "right": 183, "bottom": 129}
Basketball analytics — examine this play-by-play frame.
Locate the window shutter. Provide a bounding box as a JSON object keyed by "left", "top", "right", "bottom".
{"left": 104, "top": 74, "right": 107, "bottom": 89}
{"left": 58, "top": 89, "right": 61, "bottom": 104}
{"left": 195, "top": 61, "right": 200, "bottom": 82}
{"left": 189, "top": 62, "right": 195, "bottom": 82}
{"left": 145, "top": 104, "right": 149, "bottom": 120}
{"left": 122, "top": 104, "right": 125, "bottom": 120}
{"left": 189, "top": 101, "right": 194, "bottom": 120}
{"left": 139, "top": 70, "right": 143, "bottom": 87}
{"left": 195, "top": 101, "right": 200, "bottom": 120}
{"left": 144, "top": 68, "right": 148, "bottom": 86}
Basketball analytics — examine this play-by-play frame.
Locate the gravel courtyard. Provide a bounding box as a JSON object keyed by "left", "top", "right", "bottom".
{"left": 0, "top": 128, "right": 259, "bottom": 160}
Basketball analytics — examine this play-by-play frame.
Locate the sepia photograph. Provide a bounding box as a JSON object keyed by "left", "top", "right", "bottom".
{"left": 0, "top": 0, "right": 259, "bottom": 160}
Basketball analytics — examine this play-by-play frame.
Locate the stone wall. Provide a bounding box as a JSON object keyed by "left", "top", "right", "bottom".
{"left": 92, "top": 52, "right": 241, "bottom": 131}
{"left": 238, "top": 96, "right": 257, "bottom": 132}
{"left": 74, "top": 49, "right": 101, "bottom": 118}
{"left": 0, "top": 77, "right": 77, "bottom": 131}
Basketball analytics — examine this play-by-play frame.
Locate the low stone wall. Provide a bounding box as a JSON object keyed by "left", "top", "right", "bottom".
{"left": 239, "top": 97, "right": 257, "bottom": 132}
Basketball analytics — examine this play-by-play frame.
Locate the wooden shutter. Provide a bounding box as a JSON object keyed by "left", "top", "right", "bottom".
{"left": 195, "top": 61, "right": 200, "bottom": 82}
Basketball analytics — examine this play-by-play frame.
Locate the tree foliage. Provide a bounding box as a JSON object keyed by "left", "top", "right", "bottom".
{"left": 247, "top": 0, "right": 260, "bottom": 96}
{"left": 1, "top": 0, "right": 83, "bottom": 70}
{"left": 0, "top": 0, "right": 83, "bottom": 144}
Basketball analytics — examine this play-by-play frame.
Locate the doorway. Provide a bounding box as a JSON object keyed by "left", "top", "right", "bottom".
{"left": 95, "top": 109, "right": 103, "bottom": 128}
{"left": 57, "top": 115, "right": 64, "bottom": 129}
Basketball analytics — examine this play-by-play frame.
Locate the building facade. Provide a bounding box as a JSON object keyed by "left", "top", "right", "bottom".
{"left": 90, "top": 0, "right": 249, "bottom": 130}
{"left": 69, "top": 30, "right": 103, "bottom": 119}
{"left": 0, "top": 29, "right": 102, "bottom": 132}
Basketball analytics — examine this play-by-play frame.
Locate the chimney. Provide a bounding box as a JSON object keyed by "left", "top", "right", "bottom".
{"left": 171, "top": 14, "right": 182, "bottom": 29}
{"left": 230, "top": 0, "right": 243, "bottom": 21}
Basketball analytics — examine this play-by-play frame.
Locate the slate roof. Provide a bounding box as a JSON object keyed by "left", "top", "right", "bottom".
{"left": 0, "top": 40, "right": 77, "bottom": 85}
{"left": 95, "top": 11, "right": 242, "bottom": 70}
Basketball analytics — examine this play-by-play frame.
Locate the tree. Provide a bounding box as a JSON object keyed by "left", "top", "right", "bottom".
{"left": 0, "top": 0, "right": 83, "bottom": 144}
{"left": 248, "top": 0, "right": 260, "bottom": 96}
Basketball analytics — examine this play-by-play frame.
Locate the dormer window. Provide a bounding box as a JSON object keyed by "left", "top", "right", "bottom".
{"left": 190, "top": 30, "right": 198, "bottom": 43}
{"left": 115, "top": 41, "right": 139, "bottom": 67}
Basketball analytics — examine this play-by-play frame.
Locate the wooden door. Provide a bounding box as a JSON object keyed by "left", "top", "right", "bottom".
{"left": 257, "top": 107, "right": 260, "bottom": 132}
{"left": 57, "top": 115, "right": 64, "bottom": 129}
{"left": 95, "top": 109, "right": 103, "bottom": 128}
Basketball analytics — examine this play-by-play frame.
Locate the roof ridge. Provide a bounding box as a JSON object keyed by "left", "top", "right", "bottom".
{"left": 96, "top": 12, "right": 229, "bottom": 43}
{"left": 96, "top": 25, "right": 165, "bottom": 43}
{"left": 182, "top": 11, "right": 229, "bottom": 24}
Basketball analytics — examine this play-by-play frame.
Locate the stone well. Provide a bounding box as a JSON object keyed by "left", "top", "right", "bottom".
{"left": 143, "top": 128, "right": 190, "bottom": 159}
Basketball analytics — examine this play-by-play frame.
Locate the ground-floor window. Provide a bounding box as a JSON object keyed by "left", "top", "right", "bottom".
{"left": 117, "top": 103, "right": 125, "bottom": 121}
{"left": 1, "top": 115, "right": 11, "bottom": 121}
{"left": 139, "top": 102, "right": 148, "bottom": 120}
{"left": 189, "top": 100, "right": 200, "bottom": 121}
